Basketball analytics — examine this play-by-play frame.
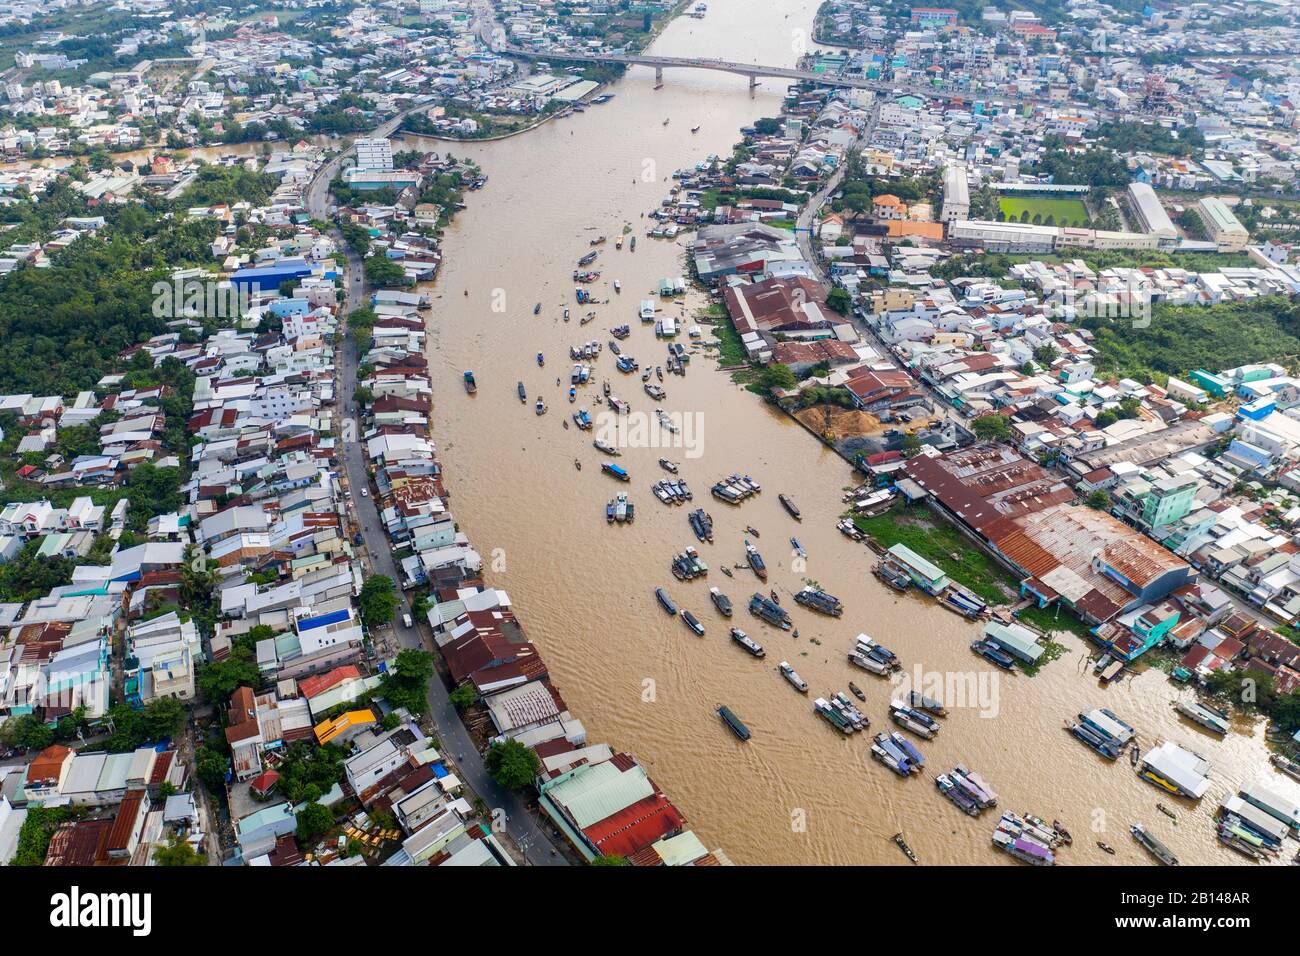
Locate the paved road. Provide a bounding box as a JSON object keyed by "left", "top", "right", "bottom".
{"left": 310, "top": 152, "right": 570, "bottom": 866}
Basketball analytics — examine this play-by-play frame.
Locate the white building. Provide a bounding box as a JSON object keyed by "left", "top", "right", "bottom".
{"left": 1196, "top": 197, "right": 1249, "bottom": 253}
{"left": 353, "top": 137, "right": 394, "bottom": 173}
{"left": 941, "top": 165, "right": 970, "bottom": 224}
{"left": 1126, "top": 182, "right": 1178, "bottom": 244}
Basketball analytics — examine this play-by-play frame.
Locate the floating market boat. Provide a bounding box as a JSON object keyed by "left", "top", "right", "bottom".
{"left": 748, "top": 592, "right": 791, "bottom": 629}
{"left": 936, "top": 774, "right": 982, "bottom": 817}
{"left": 534, "top": 398, "right": 547, "bottom": 415}
{"left": 730, "top": 627, "right": 764, "bottom": 658}
{"left": 533, "top": 302, "right": 542, "bottom": 315}
{"left": 593, "top": 438, "right": 619, "bottom": 455}
{"left": 1131, "top": 823, "right": 1179, "bottom": 866}
{"left": 517, "top": 381, "right": 527, "bottom": 403}
{"left": 1175, "top": 699, "right": 1230, "bottom": 736}
{"left": 779, "top": 493, "right": 801, "bottom": 520}
{"left": 889, "top": 701, "right": 939, "bottom": 740}
{"left": 971, "top": 639, "right": 1016, "bottom": 670}
{"left": 794, "top": 586, "right": 842, "bottom": 617}
{"left": 779, "top": 661, "right": 808, "bottom": 693}
{"left": 907, "top": 691, "right": 948, "bottom": 717}
{"left": 655, "top": 587, "right": 676, "bottom": 615}
{"left": 689, "top": 509, "right": 714, "bottom": 544}
{"left": 710, "top": 587, "right": 732, "bottom": 617}
{"left": 681, "top": 609, "right": 705, "bottom": 636}
{"left": 744, "top": 539, "right": 766, "bottom": 581}
{"left": 717, "top": 704, "right": 750, "bottom": 741}
{"left": 601, "top": 462, "right": 630, "bottom": 481}
{"left": 462, "top": 370, "right": 477, "bottom": 394}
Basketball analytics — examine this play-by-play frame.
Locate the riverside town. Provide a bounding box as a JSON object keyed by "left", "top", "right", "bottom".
{"left": 0, "top": 0, "right": 1293, "bottom": 925}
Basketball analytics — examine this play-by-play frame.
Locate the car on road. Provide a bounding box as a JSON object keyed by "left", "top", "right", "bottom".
{"left": 402, "top": 613, "right": 413, "bottom": 628}
{"left": 360, "top": 488, "right": 369, "bottom": 498}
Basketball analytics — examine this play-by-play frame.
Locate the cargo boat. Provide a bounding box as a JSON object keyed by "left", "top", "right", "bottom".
{"left": 815, "top": 697, "right": 857, "bottom": 735}
{"left": 1270, "top": 753, "right": 1300, "bottom": 783}
{"left": 1130, "top": 823, "right": 1179, "bottom": 865}
{"left": 907, "top": 691, "right": 947, "bottom": 717}
{"left": 1067, "top": 708, "right": 1135, "bottom": 760}
{"left": 710, "top": 587, "right": 732, "bottom": 617}
{"left": 689, "top": 508, "right": 714, "bottom": 543}
{"left": 655, "top": 587, "right": 676, "bottom": 615}
{"left": 992, "top": 814, "right": 1056, "bottom": 866}
{"left": 672, "top": 547, "right": 708, "bottom": 581}
{"left": 744, "top": 539, "right": 766, "bottom": 581}
{"left": 971, "top": 639, "right": 1015, "bottom": 670}
{"left": 601, "top": 462, "right": 630, "bottom": 481}
{"left": 889, "top": 701, "right": 939, "bottom": 739}
{"left": 852, "top": 634, "right": 900, "bottom": 673}
{"left": 681, "top": 609, "right": 705, "bottom": 636}
{"left": 936, "top": 773, "right": 982, "bottom": 817}
{"left": 949, "top": 765, "right": 998, "bottom": 809}
{"left": 730, "top": 627, "right": 764, "bottom": 657}
{"left": 778, "top": 493, "right": 801, "bottom": 520}
{"left": 794, "top": 586, "right": 843, "bottom": 617}
{"left": 717, "top": 704, "right": 751, "bottom": 741}
{"left": 1175, "top": 699, "right": 1230, "bottom": 736}
{"left": 871, "top": 732, "right": 922, "bottom": 775}
{"left": 779, "top": 661, "right": 808, "bottom": 693}
{"left": 748, "top": 592, "right": 791, "bottom": 629}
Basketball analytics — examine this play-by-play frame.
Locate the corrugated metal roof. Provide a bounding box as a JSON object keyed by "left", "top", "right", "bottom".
{"left": 547, "top": 760, "right": 655, "bottom": 830}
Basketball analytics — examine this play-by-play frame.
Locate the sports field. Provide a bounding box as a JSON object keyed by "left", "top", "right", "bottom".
{"left": 998, "top": 196, "right": 1091, "bottom": 227}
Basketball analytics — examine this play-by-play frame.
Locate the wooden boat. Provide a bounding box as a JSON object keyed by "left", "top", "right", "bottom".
{"left": 848, "top": 682, "right": 866, "bottom": 702}
{"left": 1052, "top": 820, "right": 1072, "bottom": 845}
{"left": 573, "top": 458, "right": 581, "bottom": 470}
{"left": 892, "top": 832, "right": 918, "bottom": 864}
{"left": 1096, "top": 841, "right": 1115, "bottom": 855}
{"left": 779, "top": 493, "right": 801, "bottom": 520}
{"left": 533, "top": 302, "right": 542, "bottom": 315}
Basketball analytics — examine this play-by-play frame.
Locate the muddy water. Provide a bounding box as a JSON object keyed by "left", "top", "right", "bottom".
{"left": 400, "top": 0, "right": 1296, "bottom": 865}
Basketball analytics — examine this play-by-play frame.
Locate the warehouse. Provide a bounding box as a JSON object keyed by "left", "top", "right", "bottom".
{"left": 948, "top": 219, "right": 1057, "bottom": 253}
{"left": 1126, "top": 182, "right": 1178, "bottom": 244}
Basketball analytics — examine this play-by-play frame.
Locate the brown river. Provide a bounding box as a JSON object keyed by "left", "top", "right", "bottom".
{"left": 392, "top": 1, "right": 1299, "bottom": 865}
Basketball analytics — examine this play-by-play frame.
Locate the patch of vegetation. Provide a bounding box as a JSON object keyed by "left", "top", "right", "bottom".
{"left": 851, "top": 504, "right": 1018, "bottom": 605}
{"left": 1085, "top": 297, "right": 1300, "bottom": 381}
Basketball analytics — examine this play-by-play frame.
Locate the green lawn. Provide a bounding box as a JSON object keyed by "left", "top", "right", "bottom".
{"left": 998, "top": 196, "right": 1091, "bottom": 227}
{"left": 851, "top": 505, "right": 1018, "bottom": 605}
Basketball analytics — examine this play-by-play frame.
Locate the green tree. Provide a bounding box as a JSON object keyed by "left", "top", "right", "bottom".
{"left": 380, "top": 649, "right": 434, "bottom": 715}
{"left": 756, "top": 362, "right": 797, "bottom": 395}
{"left": 970, "top": 414, "right": 1011, "bottom": 442}
{"left": 359, "top": 574, "right": 399, "bottom": 629}
{"left": 194, "top": 745, "right": 228, "bottom": 792}
{"left": 449, "top": 683, "right": 477, "bottom": 710}
{"left": 589, "top": 854, "right": 630, "bottom": 866}
{"left": 0, "top": 714, "right": 54, "bottom": 752}
{"left": 1086, "top": 489, "right": 1111, "bottom": 510}
{"left": 484, "top": 738, "right": 541, "bottom": 790}
{"left": 295, "top": 801, "right": 334, "bottom": 843}
{"left": 826, "top": 287, "right": 852, "bottom": 315}
{"left": 364, "top": 255, "right": 407, "bottom": 287}
{"left": 153, "top": 835, "right": 207, "bottom": 866}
